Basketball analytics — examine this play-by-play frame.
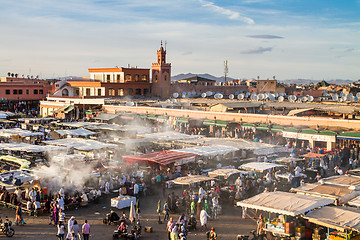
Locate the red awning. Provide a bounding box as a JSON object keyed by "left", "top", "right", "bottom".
{"left": 123, "top": 150, "right": 199, "bottom": 165}
{"left": 301, "top": 153, "right": 326, "bottom": 158}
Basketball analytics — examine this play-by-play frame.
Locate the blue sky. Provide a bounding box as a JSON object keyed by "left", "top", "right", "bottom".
{"left": 0, "top": 0, "right": 359, "bottom": 80}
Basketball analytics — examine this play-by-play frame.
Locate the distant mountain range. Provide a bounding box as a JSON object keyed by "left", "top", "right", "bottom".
{"left": 171, "top": 73, "right": 356, "bottom": 85}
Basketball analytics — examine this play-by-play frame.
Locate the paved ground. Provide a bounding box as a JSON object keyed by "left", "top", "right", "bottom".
{"left": 0, "top": 186, "right": 257, "bottom": 240}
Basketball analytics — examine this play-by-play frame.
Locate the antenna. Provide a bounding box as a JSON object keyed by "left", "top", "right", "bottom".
{"left": 224, "top": 60, "right": 228, "bottom": 84}
{"left": 165, "top": 41, "right": 167, "bottom": 51}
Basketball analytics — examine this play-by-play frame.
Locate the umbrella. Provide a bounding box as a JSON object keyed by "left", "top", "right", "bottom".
{"left": 129, "top": 200, "right": 136, "bottom": 222}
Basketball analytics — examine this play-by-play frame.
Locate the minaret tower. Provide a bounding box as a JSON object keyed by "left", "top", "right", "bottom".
{"left": 152, "top": 41, "right": 171, "bottom": 98}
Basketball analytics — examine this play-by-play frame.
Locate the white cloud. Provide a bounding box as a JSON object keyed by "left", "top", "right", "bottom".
{"left": 199, "top": 0, "right": 255, "bottom": 24}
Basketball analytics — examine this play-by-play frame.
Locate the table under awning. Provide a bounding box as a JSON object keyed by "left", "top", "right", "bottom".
{"left": 123, "top": 150, "right": 199, "bottom": 166}
{"left": 305, "top": 206, "right": 360, "bottom": 232}
{"left": 236, "top": 191, "right": 333, "bottom": 216}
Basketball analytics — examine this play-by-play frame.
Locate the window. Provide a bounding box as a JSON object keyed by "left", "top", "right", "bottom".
{"left": 75, "top": 89, "right": 80, "bottom": 96}
{"left": 39, "top": 89, "right": 43, "bottom": 94}
{"left": 164, "top": 75, "right": 167, "bottom": 81}
{"left": 154, "top": 75, "right": 158, "bottom": 83}
{"left": 117, "top": 74, "right": 121, "bottom": 82}
{"left": 26, "top": 89, "right": 29, "bottom": 94}
{"left": 109, "top": 88, "right": 115, "bottom": 96}
{"left": 118, "top": 88, "right": 124, "bottom": 96}
{"left": 135, "top": 88, "right": 141, "bottom": 95}
{"left": 106, "top": 74, "right": 111, "bottom": 82}
{"left": 127, "top": 88, "right": 133, "bottom": 96}
{"left": 125, "top": 74, "right": 132, "bottom": 82}
{"left": 62, "top": 89, "right": 69, "bottom": 96}
{"left": 5, "top": 89, "right": 10, "bottom": 95}
{"left": 97, "top": 89, "right": 102, "bottom": 96}
{"left": 86, "top": 88, "right": 90, "bottom": 96}
{"left": 13, "top": 89, "right": 18, "bottom": 94}
{"left": 19, "top": 90, "right": 23, "bottom": 94}
{"left": 33, "top": 89, "right": 38, "bottom": 94}
{"left": 134, "top": 74, "right": 140, "bottom": 81}
{"left": 141, "top": 75, "right": 147, "bottom": 81}
{"left": 143, "top": 88, "right": 149, "bottom": 95}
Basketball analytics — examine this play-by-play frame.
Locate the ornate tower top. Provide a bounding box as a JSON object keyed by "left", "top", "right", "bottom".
{"left": 157, "top": 41, "right": 167, "bottom": 64}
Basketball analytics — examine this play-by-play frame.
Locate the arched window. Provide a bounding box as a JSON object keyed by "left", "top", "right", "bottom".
{"left": 125, "top": 74, "right": 132, "bottom": 82}
{"left": 62, "top": 89, "right": 69, "bottom": 96}
{"left": 127, "top": 88, "right": 133, "bottom": 96}
{"left": 134, "top": 74, "right": 140, "bottom": 81}
{"left": 141, "top": 74, "right": 147, "bottom": 81}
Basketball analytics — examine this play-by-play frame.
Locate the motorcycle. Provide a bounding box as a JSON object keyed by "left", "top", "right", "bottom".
{"left": 0, "top": 216, "right": 15, "bottom": 237}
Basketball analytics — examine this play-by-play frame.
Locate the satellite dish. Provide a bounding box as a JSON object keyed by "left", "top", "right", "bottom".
{"left": 206, "top": 91, "right": 212, "bottom": 96}
{"left": 172, "top": 99, "right": 177, "bottom": 103}
{"left": 269, "top": 94, "right": 275, "bottom": 101}
{"left": 161, "top": 103, "right": 167, "bottom": 108}
{"left": 340, "top": 92, "right": 345, "bottom": 97}
{"left": 332, "top": 94, "right": 338, "bottom": 101}
{"left": 126, "top": 101, "right": 134, "bottom": 106}
{"left": 245, "top": 92, "right": 251, "bottom": 98}
{"left": 235, "top": 91, "right": 239, "bottom": 95}
{"left": 201, "top": 93, "right": 207, "bottom": 98}
{"left": 173, "top": 92, "right": 179, "bottom": 98}
{"left": 290, "top": 95, "right": 297, "bottom": 102}
{"left": 354, "top": 96, "right": 359, "bottom": 102}
{"left": 218, "top": 93, "right": 223, "bottom": 99}
{"left": 192, "top": 91, "right": 196, "bottom": 96}
{"left": 182, "top": 93, "right": 186, "bottom": 98}
{"left": 278, "top": 96, "right": 284, "bottom": 102}
{"left": 214, "top": 93, "right": 219, "bottom": 99}
{"left": 238, "top": 94, "right": 244, "bottom": 100}
{"left": 302, "top": 96, "right": 308, "bottom": 102}
{"left": 347, "top": 93, "right": 354, "bottom": 101}
{"left": 308, "top": 96, "right": 314, "bottom": 102}
{"left": 356, "top": 93, "right": 360, "bottom": 98}
{"left": 229, "top": 94, "right": 234, "bottom": 99}
{"left": 258, "top": 94, "right": 264, "bottom": 100}
{"left": 274, "top": 93, "right": 279, "bottom": 98}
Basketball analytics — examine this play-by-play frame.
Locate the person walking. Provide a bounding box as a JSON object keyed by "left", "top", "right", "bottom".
{"left": 57, "top": 221, "right": 65, "bottom": 240}
{"left": 163, "top": 201, "right": 170, "bottom": 221}
{"left": 82, "top": 220, "right": 90, "bottom": 240}
{"left": 71, "top": 220, "right": 80, "bottom": 240}
{"left": 66, "top": 216, "right": 75, "bottom": 240}
{"left": 200, "top": 207, "right": 210, "bottom": 231}
{"left": 15, "top": 203, "right": 23, "bottom": 225}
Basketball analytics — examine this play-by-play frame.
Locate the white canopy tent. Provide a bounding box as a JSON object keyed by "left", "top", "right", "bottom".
{"left": 236, "top": 191, "right": 334, "bottom": 216}
{"left": 54, "top": 127, "right": 97, "bottom": 137}
{"left": 172, "top": 175, "right": 215, "bottom": 185}
{"left": 239, "top": 162, "right": 285, "bottom": 172}
{"left": 208, "top": 168, "right": 248, "bottom": 179}
{"left": 138, "top": 131, "right": 201, "bottom": 142}
{"left": 43, "top": 138, "right": 118, "bottom": 151}
{"left": 0, "top": 142, "right": 66, "bottom": 153}
{"left": 305, "top": 206, "right": 360, "bottom": 232}
{"left": 0, "top": 128, "right": 44, "bottom": 138}
{"left": 274, "top": 157, "right": 304, "bottom": 164}
{"left": 173, "top": 145, "right": 239, "bottom": 156}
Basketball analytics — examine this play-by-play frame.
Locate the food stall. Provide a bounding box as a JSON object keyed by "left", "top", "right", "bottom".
{"left": 301, "top": 152, "right": 327, "bottom": 180}
{"left": 237, "top": 191, "right": 334, "bottom": 239}
{"left": 305, "top": 206, "right": 360, "bottom": 240}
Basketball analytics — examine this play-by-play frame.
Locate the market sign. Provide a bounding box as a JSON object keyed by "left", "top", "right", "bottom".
{"left": 282, "top": 131, "right": 336, "bottom": 142}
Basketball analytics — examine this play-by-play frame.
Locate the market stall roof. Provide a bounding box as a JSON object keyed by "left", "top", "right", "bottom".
{"left": 274, "top": 157, "right": 304, "bottom": 163}
{"left": 54, "top": 127, "right": 97, "bottom": 137}
{"left": 172, "top": 145, "right": 239, "bottom": 156}
{"left": 236, "top": 191, "right": 334, "bottom": 216}
{"left": 301, "top": 152, "right": 326, "bottom": 158}
{"left": 43, "top": 138, "right": 118, "bottom": 151}
{"left": 287, "top": 108, "right": 314, "bottom": 116}
{"left": 0, "top": 142, "right": 66, "bottom": 153}
{"left": 93, "top": 113, "right": 120, "bottom": 121}
{"left": 253, "top": 146, "right": 290, "bottom": 156}
{"left": 347, "top": 195, "right": 360, "bottom": 207}
{"left": 0, "top": 169, "right": 36, "bottom": 187}
{"left": 138, "top": 131, "right": 201, "bottom": 142}
{"left": 305, "top": 206, "right": 360, "bottom": 232}
{"left": 51, "top": 154, "right": 86, "bottom": 162}
{"left": 322, "top": 175, "right": 360, "bottom": 188}
{"left": 123, "top": 150, "right": 199, "bottom": 165}
{"left": 239, "top": 162, "right": 285, "bottom": 172}
{"left": 172, "top": 175, "right": 215, "bottom": 185}
{"left": 0, "top": 128, "right": 44, "bottom": 138}
{"left": 0, "top": 155, "right": 31, "bottom": 169}
{"left": 292, "top": 183, "right": 359, "bottom": 204}
{"left": 208, "top": 168, "right": 248, "bottom": 178}
{"left": 55, "top": 122, "right": 106, "bottom": 128}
